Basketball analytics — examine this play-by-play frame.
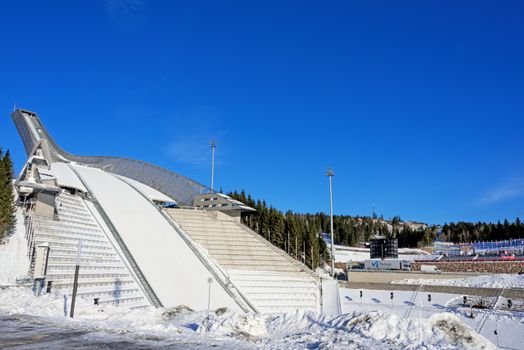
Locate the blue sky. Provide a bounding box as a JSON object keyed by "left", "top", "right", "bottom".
{"left": 0, "top": 1, "right": 523, "bottom": 224}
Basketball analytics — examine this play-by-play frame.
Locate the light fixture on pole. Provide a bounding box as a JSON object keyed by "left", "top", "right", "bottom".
{"left": 326, "top": 168, "right": 335, "bottom": 277}
{"left": 210, "top": 139, "right": 216, "bottom": 191}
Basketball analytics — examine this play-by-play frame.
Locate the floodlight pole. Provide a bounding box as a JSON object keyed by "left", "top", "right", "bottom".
{"left": 210, "top": 139, "right": 216, "bottom": 191}
{"left": 327, "top": 168, "right": 335, "bottom": 277}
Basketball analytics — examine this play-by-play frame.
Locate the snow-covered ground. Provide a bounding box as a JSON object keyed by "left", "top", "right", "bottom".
{"left": 0, "top": 213, "right": 519, "bottom": 349}
{"left": 392, "top": 274, "right": 524, "bottom": 289}
{"left": 0, "top": 208, "right": 29, "bottom": 285}
{"left": 341, "top": 287, "right": 524, "bottom": 349}
{"left": 0, "top": 286, "right": 498, "bottom": 350}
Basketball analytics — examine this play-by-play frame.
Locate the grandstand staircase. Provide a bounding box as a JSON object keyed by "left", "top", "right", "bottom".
{"left": 28, "top": 191, "right": 150, "bottom": 308}
{"left": 164, "top": 208, "right": 321, "bottom": 314}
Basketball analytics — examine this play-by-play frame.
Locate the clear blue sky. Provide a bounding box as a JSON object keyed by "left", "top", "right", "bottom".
{"left": 0, "top": 1, "right": 523, "bottom": 224}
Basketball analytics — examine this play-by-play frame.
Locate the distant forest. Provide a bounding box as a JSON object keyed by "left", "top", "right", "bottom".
{"left": 228, "top": 190, "right": 524, "bottom": 260}
{"left": 441, "top": 219, "right": 524, "bottom": 243}
{"left": 227, "top": 190, "right": 437, "bottom": 268}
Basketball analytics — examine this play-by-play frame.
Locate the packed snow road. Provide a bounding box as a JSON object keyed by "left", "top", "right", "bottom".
{"left": 0, "top": 314, "right": 242, "bottom": 350}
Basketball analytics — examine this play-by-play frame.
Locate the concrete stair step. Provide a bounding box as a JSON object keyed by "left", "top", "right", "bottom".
{"left": 232, "top": 280, "right": 318, "bottom": 288}
{"left": 198, "top": 241, "right": 269, "bottom": 248}
{"left": 228, "top": 269, "right": 311, "bottom": 277}
{"left": 186, "top": 231, "right": 253, "bottom": 238}
{"left": 215, "top": 258, "right": 297, "bottom": 266}
{"left": 257, "top": 306, "right": 317, "bottom": 314}
{"left": 32, "top": 240, "right": 112, "bottom": 251}
{"left": 46, "top": 271, "right": 130, "bottom": 280}
{"left": 248, "top": 295, "right": 317, "bottom": 303}
{"left": 251, "top": 299, "right": 317, "bottom": 307}
{"left": 212, "top": 252, "right": 295, "bottom": 260}
{"left": 211, "top": 253, "right": 284, "bottom": 260}
{"left": 48, "top": 255, "right": 122, "bottom": 264}
{"left": 51, "top": 276, "right": 136, "bottom": 287}
{"left": 75, "top": 286, "right": 141, "bottom": 296}
{"left": 223, "top": 264, "right": 300, "bottom": 272}
{"left": 190, "top": 237, "right": 264, "bottom": 244}
{"left": 47, "top": 261, "right": 125, "bottom": 268}
{"left": 32, "top": 234, "right": 109, "bottom": 246}
{"left": 230, "top": 275, "right": 317, "bottom": 283}
{"left": 245, "top": 290, "right": 317, "bottom": 297}
{"left": 98, "top": 298, "right": 149, "bottom": 308}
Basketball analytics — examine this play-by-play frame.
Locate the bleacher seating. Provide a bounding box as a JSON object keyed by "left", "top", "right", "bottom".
{"left": 165, "top": 208, "right": 321, "bottom": 314}
{"left": 28, "top": 191, "right": 149, "bottom": 308}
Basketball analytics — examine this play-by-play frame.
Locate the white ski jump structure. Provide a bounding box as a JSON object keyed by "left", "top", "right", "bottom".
{"left": 11, "top": 109, "right": 341, "bottom": 314}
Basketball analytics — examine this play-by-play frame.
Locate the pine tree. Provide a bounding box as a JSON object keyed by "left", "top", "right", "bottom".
{"left": 0, "top": 149, "right": 16, "bottom": 241}
{"left": 269, "top": 208, "right": 285, "bottom": 248}
{"left": 0, "top": 147, "right": 3, "bottom": 237}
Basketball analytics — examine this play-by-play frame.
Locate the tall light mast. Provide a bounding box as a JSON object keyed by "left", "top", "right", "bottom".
{"left": 210, "top": 139, "right": 216, "bottom": 191}
{"left": 326, "top": 168, "right": 335, "bottom": 277}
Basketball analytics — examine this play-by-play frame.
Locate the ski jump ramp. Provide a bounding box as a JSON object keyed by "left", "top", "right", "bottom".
{"left": 11, "top": 108, "right": 341, "bottom": 314}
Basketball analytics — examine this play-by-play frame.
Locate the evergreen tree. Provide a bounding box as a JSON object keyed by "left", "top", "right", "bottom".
{"left": 0, "top": 149, "right": 16, "bottom": 241}
{"left": 0, "top": 147, "right": 3, "bottom": 236}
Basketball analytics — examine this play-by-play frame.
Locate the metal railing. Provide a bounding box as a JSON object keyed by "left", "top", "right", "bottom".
{"left": 24, "top": 203, "right": 36, "bottom": 259}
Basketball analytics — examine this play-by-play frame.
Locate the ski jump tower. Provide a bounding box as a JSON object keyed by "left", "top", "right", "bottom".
{"left": 12, "top": 109, "right": 341, "bottom": 314}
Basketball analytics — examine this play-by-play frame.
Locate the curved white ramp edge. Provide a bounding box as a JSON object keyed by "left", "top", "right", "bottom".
{"left": 70, "top": 164, "right": 242, "bottom": 311}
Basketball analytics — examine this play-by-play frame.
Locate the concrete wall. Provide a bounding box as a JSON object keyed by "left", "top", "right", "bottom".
{"left": 340, "top": 281, "right": 524, "bottom": 299}
{"left": 412, "top": 261, "right": 524, "bottom": 274}
{"left": 35, "top": 192, "right": 55, "bottom": 218}
{"left": 347, "top": 270, "right": 480, "bottom": 283}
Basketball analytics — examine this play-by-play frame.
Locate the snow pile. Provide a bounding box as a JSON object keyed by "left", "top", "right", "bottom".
{"left": 0, "top": 208, "right": 29, "bottom": 285}
{"left": 0, "top": 286, "right": 183, "bottom": 336}
{"left": 0, "top": 286, "right": 495, "bottom": 349}
{"left": 392, "top": 274, "right": 524, "bottom": 289}
{"left": 263, "top": 309, "right": 495, "bottom": 350}
{"left": 198, "top": 310, "right": 267, "bottom": 340}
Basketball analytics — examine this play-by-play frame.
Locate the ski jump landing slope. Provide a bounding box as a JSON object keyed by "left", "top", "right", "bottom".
{"left": 69, "top": 164, "right": 241, "bottom": 311}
